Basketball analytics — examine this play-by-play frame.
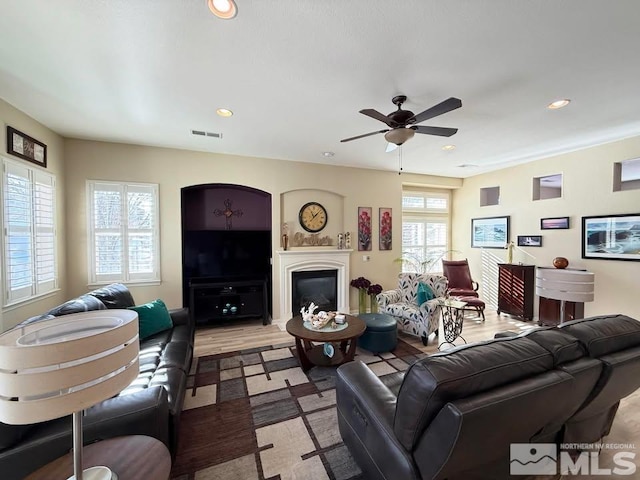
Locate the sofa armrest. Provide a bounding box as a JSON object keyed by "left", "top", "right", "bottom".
{"left": 419, "top": 297, "right": 442, "bottom": 315}
{"left": 378, "top": 289, "right": 401, "bottom": 309}
{"left": 336, "top": 361, "right": 418, "bottom": 480}
{"left": 169, "top": 307, "right": 191, "bottom": 328}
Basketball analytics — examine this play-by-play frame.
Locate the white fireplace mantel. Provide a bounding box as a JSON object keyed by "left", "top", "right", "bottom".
{"left": 276, "top": 249, "right": 352, "bottom": 322}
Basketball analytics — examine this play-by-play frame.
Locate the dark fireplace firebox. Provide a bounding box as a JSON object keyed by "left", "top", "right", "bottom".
{"left": 291, "top": 270, "right": 338, "bottom": 316}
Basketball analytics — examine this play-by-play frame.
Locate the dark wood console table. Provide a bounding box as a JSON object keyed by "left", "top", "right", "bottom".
{"left": 189, "top": 277, "right": 269, "bottom": 326}
{"left": 497, "top": 264, "right": 535, "bottom": 321}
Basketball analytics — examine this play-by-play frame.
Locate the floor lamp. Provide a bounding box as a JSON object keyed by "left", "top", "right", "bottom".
{"left": 535, "top": 268, "right": 595, "bottom": 323}
{"left": 0, "top": 310, "right": 139, "bottom": 480}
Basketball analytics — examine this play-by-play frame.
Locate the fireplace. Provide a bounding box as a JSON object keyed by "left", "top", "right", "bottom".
{"left": 276, "top": 249, "right": 352, "bottom": 321}
{"left": 291, "top": 270, "right": 337, "bottom": 316}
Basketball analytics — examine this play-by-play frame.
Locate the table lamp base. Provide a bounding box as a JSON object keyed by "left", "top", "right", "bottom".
{"left": 68, "top": 466, "right": 118, "bottom": 480}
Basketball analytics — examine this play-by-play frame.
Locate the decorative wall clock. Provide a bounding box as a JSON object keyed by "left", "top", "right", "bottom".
{"left": 298, "top": 202, "right": 328, "bottom": 233}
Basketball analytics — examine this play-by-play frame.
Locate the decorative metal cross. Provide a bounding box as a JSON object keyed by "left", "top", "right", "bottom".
{"left": 214, "top": 198, "right": 243, "bottom": 230}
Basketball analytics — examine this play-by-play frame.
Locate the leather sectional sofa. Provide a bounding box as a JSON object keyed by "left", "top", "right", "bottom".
{"left": 336, "top": 314, "right": 640, "bottom": 480}
{"left": 0, "top": 283, "right": 194, "bottom": 480}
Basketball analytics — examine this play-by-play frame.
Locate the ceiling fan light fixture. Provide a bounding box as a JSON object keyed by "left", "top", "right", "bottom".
{"left": 208, "top": 0, "right": 238, "bottom": 19}
{"left": 384, "top": 128, "right": 415, "bottom": 146}
{"left": 547, "top": 99, "right": 570, "bottom": 110}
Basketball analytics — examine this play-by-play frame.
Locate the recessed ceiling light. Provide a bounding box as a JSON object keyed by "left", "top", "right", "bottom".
{"left": 208, "top": 0, "right": 237, "bottom": 19}
{"left": 442, "top": 144, "right": 456, "bottom": 151}
{"left": 216, "top": 108, "right": 233, "bottom": 117}
{"left": 547, "top": 99, "right": 571, "bottom": 110}
{"left": 322, "top": 151, "right": 335, "bottom": 157}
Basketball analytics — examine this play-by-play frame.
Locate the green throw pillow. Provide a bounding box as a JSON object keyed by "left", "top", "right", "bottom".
{"left": 129, "top": 299, "right": 173, "bottom": 340}
{"left": 416, "top": 282, "right": 435, "bottom": 305}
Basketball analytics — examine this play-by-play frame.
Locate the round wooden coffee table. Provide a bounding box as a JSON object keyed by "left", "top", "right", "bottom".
{"left": 286, "top": 314, "right": 366, "bottom": 372}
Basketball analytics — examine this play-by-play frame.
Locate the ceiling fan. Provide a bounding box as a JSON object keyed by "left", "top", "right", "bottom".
{"left": 341, "top": 95, "right": 462, "bottom": 146}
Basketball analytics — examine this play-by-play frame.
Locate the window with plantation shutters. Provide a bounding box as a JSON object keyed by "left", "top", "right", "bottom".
{"left": 401, "top": 190, "right": 451, "bottom": 274}
{"left": 2, "top": 159, "right": 57, "bottom": 305}
{"left": 88, "top": 181, "right": 160, "bottom": 284}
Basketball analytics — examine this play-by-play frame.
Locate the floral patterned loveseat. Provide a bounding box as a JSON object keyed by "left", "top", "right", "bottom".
{"left": 377, "top": 273, "right": 448, "bottom": 345}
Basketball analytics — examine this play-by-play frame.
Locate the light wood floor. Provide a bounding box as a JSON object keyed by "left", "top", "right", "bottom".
{"left": 194, "top": 311, "right": 640, "bottom": 479}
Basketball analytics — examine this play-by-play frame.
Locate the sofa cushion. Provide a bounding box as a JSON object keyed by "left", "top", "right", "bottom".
{"left": 0, "top": 423, "right": 32, "bottom": 452}
{"left": 394, "top": 336, "right": 553, "bottom": 450}
{"left": 129, "top": 299, "right": 174, "bottom": 340}
{"left": 88, "top": 283, "right": 135, "bottom": 309}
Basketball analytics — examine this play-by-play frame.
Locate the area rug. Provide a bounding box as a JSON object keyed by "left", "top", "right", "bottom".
{"left": 170, "top": 339, "right": 426, "bottom": 479}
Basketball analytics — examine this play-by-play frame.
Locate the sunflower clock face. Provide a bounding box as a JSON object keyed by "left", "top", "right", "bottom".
{"left": 298, "top": 202, "right": 328, "bottom": 233}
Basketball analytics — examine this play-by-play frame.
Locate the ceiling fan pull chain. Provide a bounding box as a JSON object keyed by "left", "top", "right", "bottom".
{"left": 398, "top": 146, "right": 403, "bottom": 175}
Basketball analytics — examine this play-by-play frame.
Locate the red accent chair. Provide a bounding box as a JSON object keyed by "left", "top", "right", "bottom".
{"left": 442, "top": 259, "right": 485, "bottom": 321}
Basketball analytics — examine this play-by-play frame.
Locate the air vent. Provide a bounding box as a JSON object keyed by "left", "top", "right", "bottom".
{"left": 191, "top": 130, "right": 222, "bottom": 139}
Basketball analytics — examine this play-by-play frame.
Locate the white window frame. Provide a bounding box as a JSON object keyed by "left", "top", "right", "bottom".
{"left": 2, "top": 157, "right": 58, "bottom": 306}
{"left": 87, "top": 180, "right": 160, "bottom": 285}
{"left": 401, "top": 190, "right": 451, "bottom": 274}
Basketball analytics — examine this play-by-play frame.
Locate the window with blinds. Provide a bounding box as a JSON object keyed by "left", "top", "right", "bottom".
{"left": 87, "top": 181, "right": 160, "bottom": 284}
{"left": 401, "top": 190, "right": 450, "bottom": 273}
{"left": 2, "top": 159, "right": 57, "bottom": 305}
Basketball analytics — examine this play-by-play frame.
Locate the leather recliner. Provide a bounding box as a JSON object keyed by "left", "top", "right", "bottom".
{"left": 336, "top": 314, "right": 640, "bottom": 480}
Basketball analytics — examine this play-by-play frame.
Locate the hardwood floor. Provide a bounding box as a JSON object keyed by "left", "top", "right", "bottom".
{"left": 194, "top": 311, "right": 640, "bottom": 478}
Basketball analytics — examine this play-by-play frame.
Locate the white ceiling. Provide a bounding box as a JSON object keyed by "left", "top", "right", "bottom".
{"left": 1, "top": 1, "right": 640, "bottom": 177}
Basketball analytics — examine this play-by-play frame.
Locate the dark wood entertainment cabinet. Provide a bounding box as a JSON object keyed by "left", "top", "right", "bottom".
{"left": 497, "top": 263, "right": 535, "bottom": 321}
{"left": 189, "top": 277, "right": 269, "bottom": 326}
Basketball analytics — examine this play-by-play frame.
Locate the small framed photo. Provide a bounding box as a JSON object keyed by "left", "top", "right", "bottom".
{"left": 6, "top": 126, "right": 47, "bottom": 168}
{"left": 517, "top": 235, "right": 542, "bottom": 247}
{"left": 471, "top": 216, "right": 510, "bottom": 248}
{"left": 541, "top": 217, "right": 570, "bottom": 230}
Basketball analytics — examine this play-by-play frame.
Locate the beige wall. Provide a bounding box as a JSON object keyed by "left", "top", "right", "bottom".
{"left": 0, "top": 98, "right": 67, "bottom": 330}
{"left": 64, "top": 139, "right": 460, "bottom": 321}
{"left": 451, "top": 136, "right": 640, "bottom": 320}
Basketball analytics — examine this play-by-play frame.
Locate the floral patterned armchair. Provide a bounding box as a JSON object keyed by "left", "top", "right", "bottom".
{"left": 377, "top": 273, "right": 448, "bottom": 345}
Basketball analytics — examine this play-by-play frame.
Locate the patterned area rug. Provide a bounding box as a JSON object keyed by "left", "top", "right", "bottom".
{"left": 170, "top": 338, "right": 425, "bottom": 479}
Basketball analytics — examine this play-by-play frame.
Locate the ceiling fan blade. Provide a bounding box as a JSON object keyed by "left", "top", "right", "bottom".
{"left": 340, "top": 129, "right": 389, "bottom": 142}
{"left": 359, "top": 109, "right": 395, "bottom": 126}
{"left": 408, "top": 97, "right": 462, "bottom": 125}
{"left": 412, "top": 125, "right": 458, "bottom": 137}
{"left": 385, "top": 142, "right": 398, "bottom": 153}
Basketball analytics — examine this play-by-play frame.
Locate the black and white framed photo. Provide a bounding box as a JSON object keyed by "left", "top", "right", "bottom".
{"left": 6, "top": 126, "right": 47, "bottom": 168}
{"left": 471, "top": 216, "right": 510, "bottom": 248}
{"left": 517, "top": 235, "right": 542, "bottom": 247}
{"left": 540, "top": 217, "right": 570, "bottom": 230}
{"left": 582, "top": 213, "right": 640, "bottom": 261}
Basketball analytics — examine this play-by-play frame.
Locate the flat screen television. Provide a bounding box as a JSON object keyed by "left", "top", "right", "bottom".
{"left": 183, "top": 230, "right": 271, "bottom": 281}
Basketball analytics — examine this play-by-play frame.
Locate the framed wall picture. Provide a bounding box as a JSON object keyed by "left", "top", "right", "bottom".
{"left": 517, "top": 235, "right": 542, "bottom": 247}
{"left": 582, "top": 213, "right": 640, "bottom": 261}
{"left": 6, "top": 126, "right": 47, "bottom": 168}
{"left": 357, "top": 207, "right": 372, "bottom": 251}
{"left": 471, "top": 216, "right": 510, "bottom": 248}
{"left": 541, "top": 217, "right": 570, "bottom": 229}
{"left": 379, "top": 207, "right": 392, "bottom": 250}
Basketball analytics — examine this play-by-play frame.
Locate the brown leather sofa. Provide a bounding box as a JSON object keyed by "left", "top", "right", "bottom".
{"left": 336, "top": 314, "right": 640, "bottom": 480}
{"left": 0, "top": 283, "right": 194, "bottom": 480}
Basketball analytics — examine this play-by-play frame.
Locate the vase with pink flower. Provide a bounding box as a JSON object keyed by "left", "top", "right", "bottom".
{"left": 350, "top": 276, "right": 371, "bottom": 314}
